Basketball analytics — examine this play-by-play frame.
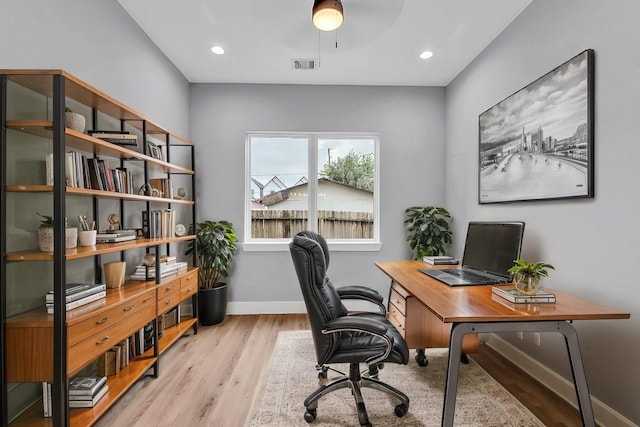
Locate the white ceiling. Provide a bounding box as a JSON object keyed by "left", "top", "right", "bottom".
{"left": 117, "top": 0, "right": 532, "bottom": 86}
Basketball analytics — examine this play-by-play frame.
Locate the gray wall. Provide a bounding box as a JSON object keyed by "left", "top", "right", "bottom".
{"left": 190, "top": 84, "right": 446, "bottom": 305}
{"left": 0, "top": 0, "right": 190, "bottom": 137}
{"left": 445, "top": 0, "right": 639, "bottom": 422}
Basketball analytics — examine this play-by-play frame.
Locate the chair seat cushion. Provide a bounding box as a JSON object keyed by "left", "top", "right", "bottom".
{"left": 329, "top": 313, "right": 409, "bottom": 365}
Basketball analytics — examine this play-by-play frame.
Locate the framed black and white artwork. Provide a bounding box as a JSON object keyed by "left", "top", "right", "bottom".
{"left": 478, "top": 49, "right": 594, "bottom": 204}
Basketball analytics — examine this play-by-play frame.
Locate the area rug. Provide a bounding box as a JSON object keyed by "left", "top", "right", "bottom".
{"left": 246, "top": 330, "right": 543, "bottom": 426}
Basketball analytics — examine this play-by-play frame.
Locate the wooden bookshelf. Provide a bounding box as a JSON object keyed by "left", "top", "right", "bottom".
{"left": 1, "top": 70, "right": 198, "bottom": 426}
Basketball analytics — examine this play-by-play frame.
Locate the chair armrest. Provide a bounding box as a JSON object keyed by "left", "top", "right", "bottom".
{"left": 322, "top": 316, "right": 393, "bottom": 365}
{"left": 322, "top": 316, "right": 388, "bottom": 337}
{"left": 336, "top": 286, "right": 386, "bottom": 315}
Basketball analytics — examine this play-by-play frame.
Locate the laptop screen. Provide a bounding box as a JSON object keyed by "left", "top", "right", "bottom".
{"left": 462, "top": 222, "right": 525, "bottom": 279}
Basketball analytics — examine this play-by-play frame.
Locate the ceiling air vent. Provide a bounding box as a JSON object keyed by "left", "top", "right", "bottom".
{"left": 292, "top": 59, "right": 318, "bottom": 70}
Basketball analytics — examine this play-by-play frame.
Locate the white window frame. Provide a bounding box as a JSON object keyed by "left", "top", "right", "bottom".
{"left": 243, "top": 132, "right": 381, "bottom": 252}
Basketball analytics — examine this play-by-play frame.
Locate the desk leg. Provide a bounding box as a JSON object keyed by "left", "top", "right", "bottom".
{"left": 441, "top": 321, "right": 595, "bottom": 427}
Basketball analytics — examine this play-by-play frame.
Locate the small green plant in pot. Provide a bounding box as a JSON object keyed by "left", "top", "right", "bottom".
{"left": 185, "top": 220, "right": 238, "bottom": 325}
{"left": 508, "top": 259, "right": 555, "bottom": 295}
{"left": 36, "top": 213, "right": 78, "bottom": 252}
{"left": 404, "top": 206, "right": 452, "bottom": 260}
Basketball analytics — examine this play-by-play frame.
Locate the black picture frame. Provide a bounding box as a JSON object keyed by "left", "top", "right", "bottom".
{"left": 478, "top": 49, "right": 594, "bottom": 204}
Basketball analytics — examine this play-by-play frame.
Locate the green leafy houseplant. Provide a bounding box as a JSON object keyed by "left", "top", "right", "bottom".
{"left": 38, "top": 212, "right": 54, "bottom": 227}
{"left": 185, "top": 220, "right": 238, "bottom": 289}
{"left": 508, "top": 259, "right": 555, "bottom": 295}
{"left": 404, "top": 206, "right": 452, "bottom": 260}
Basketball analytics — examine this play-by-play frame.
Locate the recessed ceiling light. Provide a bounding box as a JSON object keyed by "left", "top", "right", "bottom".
{"left": 419, "top": 50, "right": 433, "bottom": 60}
{"left": 210, "top": 46, "right": 225, "bottom": 55}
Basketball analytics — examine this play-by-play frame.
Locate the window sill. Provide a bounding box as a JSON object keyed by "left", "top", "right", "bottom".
{"left": 242, "top": 240, "right": 383, "bottom": 252}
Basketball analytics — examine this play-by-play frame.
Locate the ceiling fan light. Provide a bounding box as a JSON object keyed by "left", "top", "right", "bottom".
{"left": 312, "top": 0, "right": 344, "bottom": 32}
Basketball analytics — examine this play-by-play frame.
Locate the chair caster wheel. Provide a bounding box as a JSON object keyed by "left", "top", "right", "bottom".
{"left": 304, "top": 409, "right": 317, "bottom": 423}
{"left": 318, "top": 366, "right": 328, "bottom": 379}
{"left": 415, "top": 353, "right": 428, "bottom": 367}
{"left": 394, "top": 403, "right": 409, "bottom": 417}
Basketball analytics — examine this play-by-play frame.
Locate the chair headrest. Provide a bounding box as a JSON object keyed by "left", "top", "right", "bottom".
{"left": 294, "top": 231, "right": 329, "bottom": 268}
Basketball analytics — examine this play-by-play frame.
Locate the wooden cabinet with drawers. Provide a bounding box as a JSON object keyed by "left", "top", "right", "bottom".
{"left": 387, "top": 281, "right": 478, "bottom": 354}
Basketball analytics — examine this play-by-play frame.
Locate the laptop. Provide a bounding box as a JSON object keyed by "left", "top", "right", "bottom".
{"left": 419, "top": 221, "right": 525, "bottom": 286}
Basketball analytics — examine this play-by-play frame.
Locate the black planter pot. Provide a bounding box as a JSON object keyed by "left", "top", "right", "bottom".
{"left": 198, "top": 283, "right": 228, "bottom": 326}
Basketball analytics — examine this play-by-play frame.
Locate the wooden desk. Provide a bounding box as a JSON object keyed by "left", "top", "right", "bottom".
{"left": 376, "top": 260, "right": 630, "bottom": 427}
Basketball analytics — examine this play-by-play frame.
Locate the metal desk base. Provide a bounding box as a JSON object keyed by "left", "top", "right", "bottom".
{"left": 443, "top": 320, "right": 594, "bottom": 427}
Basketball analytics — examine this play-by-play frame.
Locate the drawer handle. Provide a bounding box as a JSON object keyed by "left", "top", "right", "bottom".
{"left": 165, "top": 298, "right": 172, "bottom": 305}
{"left": 142, "top": 297, "right": 152, "bottom": 303}
{"left": 96, "top": 336, "right": 109, "bottom": 345}
{"left": 184, "top": 287, "right": 193, "bottom": 292}
{"left": 166, "top": 285, "right": 176, "bottom": 290}
{"left": 186, "top": 276, "right": 193, "bottom": 281}
{"left": 123, "top": 305, "right": 135, "bottom": 312}
{"left": 96, "top": 316, "right": 110, "bottom": 325}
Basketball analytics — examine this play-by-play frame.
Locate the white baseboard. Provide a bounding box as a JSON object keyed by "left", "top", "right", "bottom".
{"left": 484, "top": 334, "right": 636, "bottom": 427}
{"left": 227, "top": 301, "right": 307, "bottom": 314}
{"left": 179, "top": 300, "right": 307, "bottom": 317}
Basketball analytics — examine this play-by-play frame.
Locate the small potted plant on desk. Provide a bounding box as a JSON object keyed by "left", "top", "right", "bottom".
{"left": 185, "top": 220, "right": 238, "bottom": 326}
{"left": 404, "top": 206, "right": 453, "bottom": 260}
{"left": 508, "top": 259, "right": 555, "bottom": 295}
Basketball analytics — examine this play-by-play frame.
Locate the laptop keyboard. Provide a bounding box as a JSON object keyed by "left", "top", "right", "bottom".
{"left": 447, "top": 269, "right": 503, "bottom": 284}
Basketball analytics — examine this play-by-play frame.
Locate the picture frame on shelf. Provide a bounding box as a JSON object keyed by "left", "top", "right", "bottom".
{"left": 478, "top": 49, "right": 594, "bottom": 204}
{"left": 146, "top": 141, "right": 164, "bottom": 161}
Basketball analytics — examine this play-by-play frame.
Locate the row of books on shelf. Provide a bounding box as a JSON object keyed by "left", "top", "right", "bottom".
{"left": 97, "top": 320, "right": 155, "bottom": 377}
{"left": 491, "top": 286, "right": 556, "bottom": 304}
{"left": 129, "top": 260, "right": 188, "bottom": 281}
{"left": 64, "top": 150, "right": 135, "bottom": 194}
{"left": 45, "top": 283, "right": 106, "bottom": 314}
{"left": 142, "top": 209, "right": 176, "bottom": 239}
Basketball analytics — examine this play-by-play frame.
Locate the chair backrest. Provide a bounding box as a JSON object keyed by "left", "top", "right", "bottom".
{"left": 290, "top": 231, "right": 347, "bottom": 365}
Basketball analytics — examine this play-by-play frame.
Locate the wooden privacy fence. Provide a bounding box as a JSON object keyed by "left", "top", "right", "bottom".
{"left": 251, "top": 209, "right": 373, "bottom": 239}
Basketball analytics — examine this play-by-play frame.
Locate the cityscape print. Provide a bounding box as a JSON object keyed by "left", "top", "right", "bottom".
{"left": 479, "top": 50, "right": 593, "bottom": 203}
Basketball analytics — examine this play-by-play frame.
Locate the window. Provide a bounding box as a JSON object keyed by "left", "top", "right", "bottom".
{"left": 245, "top": 133, "right": 380, "bottom": 251}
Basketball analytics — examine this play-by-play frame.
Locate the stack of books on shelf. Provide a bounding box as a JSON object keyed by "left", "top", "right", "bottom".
{"left": 95, "top": 229, "right": 138, "bottom": 243}
{"left": 88, "top": 130, "right": 138, "bottom": 147}
{"left": 45, "top": 283, "right": 106, "bottom": 314}
{"left": 491, "top": 286, "right": 556, "bottom": 303}
{"left": 129, "top": 260, "right": 188, "bottom": 281}
{"left": 423, "top": 255, "right": 459, "bottom": 265}
{"left": 67, "top": 376, "right": 109, "bottom": 408}
{"left": 65, "top": 150, "right": 134, "bottom": 194}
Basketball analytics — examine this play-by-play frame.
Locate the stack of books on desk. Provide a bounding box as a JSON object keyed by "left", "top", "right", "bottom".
{"left": 492, "top": 286, "right": 556, "bottom": 303}
{"left": 423, "top": 255, "right": 459, "bottom": 265}
{"left": 67, "top": 376, "right": 109, "bottom": 408}
{"left": 129, "top": 261, "right": 188, "bottom": 281}
{"left": 45, "top": 283, "right": 106, "bottom": 314}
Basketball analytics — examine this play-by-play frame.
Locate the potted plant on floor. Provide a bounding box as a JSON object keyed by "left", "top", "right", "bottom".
{"left": 185, "top": 220, "right": 238, "bottom": 325}
{"left": 508, "top": 259, "right": 555, "bottom": 295}
{"left": 404, "top": 206, "right": 452, "bottom": 260}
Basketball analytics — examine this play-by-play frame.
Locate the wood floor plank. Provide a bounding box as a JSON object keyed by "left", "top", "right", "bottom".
{"left": 95, "top": 314, "right": 581, "bottom": 426}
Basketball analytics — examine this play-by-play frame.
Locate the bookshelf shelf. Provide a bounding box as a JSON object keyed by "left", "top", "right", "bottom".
{"left": 1, "top": 70, "right": 198, "bottom": 427}
{"left": 5, "top": 185, "right": 195, "bottom": 204}
{"left": 5, "top": 236, "right": 196, "bottom": 261}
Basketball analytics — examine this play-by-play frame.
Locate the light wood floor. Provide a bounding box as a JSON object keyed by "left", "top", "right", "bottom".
{"left": 95, "top": 314, "right": 582, "bottom": 426}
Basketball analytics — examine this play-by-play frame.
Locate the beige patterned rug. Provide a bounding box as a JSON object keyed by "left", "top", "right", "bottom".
{"left": 246, "top": 330, "right": 543, "bottom": 426}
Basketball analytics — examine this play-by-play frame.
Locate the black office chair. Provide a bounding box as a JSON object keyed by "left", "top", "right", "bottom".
{"left": 289, "top": 231, "right": 410, "bottom": 427}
